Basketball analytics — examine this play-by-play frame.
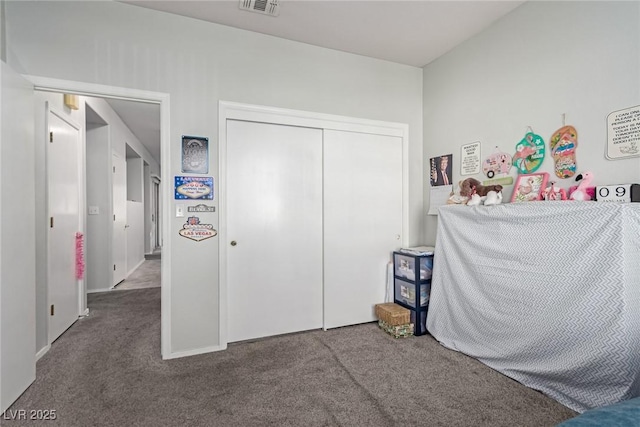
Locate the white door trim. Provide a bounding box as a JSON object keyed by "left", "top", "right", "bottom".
{"left": 218, "top": 100, "right": 409, "bottom": 349}
{"left": 26, "top": 75, "right": 173, "bottom": 360}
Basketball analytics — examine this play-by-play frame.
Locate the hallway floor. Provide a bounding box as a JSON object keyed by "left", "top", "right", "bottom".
{"left": 115, "top": 260, "right": 160, "bottom": 290}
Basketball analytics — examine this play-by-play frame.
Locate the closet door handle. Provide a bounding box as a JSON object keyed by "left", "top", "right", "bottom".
{"left": 230, "top": 241, "right": 237, "bottom": 246}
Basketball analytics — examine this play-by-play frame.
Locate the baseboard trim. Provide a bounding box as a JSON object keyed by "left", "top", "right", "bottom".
{"left": 163, "top": 344, "right": 227, "bottom": 360}
{"left": 87, "top": 287, "right": 113, "bottom": 294}
{"left": 80, "top": 308, "right": 90, "bottom": 317}
{"left": 127, "top": 259, "right": 146, "bottom": 277}
{"left": 36, "top": 344, "right": 51, "bottom": 361}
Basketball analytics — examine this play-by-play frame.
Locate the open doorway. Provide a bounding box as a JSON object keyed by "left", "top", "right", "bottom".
{"left": 84, "top": 97, "right": 162, "bottom": 293}
{"left": 31, "top": 78, "right": 171, "bottom": 361}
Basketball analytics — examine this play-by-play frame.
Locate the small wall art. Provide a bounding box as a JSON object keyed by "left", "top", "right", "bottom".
{"left": 178, "top": 216, "right": 217, "bottom": 242}
{"left": 461, "top": 142, "right": 481, "bottom": 176}
{"left": 513, "top": 130, "right": 545, "bottom": 174}
{"left": 511, "top": 172, "right": 549, "bottom": 203}
{"left": 482, "top": 147, "right": 512, "bottom": 179}
{"left": 174, "top": 176, "right": 214, "bottom": 200}
{"left": 181, "top": 135, "right": 209, "bottom": 174}
{"left": 606, "top": 105, "right": 640, "bottom": 160}
{"left": 550, "top": 126, "right": 578, "bottom": 178}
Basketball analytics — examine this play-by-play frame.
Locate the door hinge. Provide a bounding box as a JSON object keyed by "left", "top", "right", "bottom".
{"left": 114, "top": 264, "right": 116, "bottom": 271}
{"left": 49, "top": 131, "right": 53, "bottom": 143}
{"left": 50, "top": 304, "right": 55, "bottom": 316}
{"left": 114, "top": 214, "right": 116, "bottom": 221}
{"left": 50, "top": 217, "right": 54, "bottom": 228}
{"left": 113, "top": 166, "right": 115, "bottom": 173}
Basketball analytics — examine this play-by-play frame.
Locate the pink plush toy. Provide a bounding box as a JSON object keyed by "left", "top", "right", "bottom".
{"left": 569, "top": 171, "right": 595, "bottom": 201}
{"left": 542, "top": 181, "right": 567, "bottom": 201}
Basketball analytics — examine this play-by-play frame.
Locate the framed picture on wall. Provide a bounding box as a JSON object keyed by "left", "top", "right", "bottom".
{"left": 511, "top": 172, "right": 549, "bottom": 203}
{"left": 181, "top": 135, "right": 209, "bottom": 174}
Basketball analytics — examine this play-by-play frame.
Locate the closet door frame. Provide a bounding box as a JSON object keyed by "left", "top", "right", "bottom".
{"left": 218, "top": 101, "right": 409, "bottom": 349}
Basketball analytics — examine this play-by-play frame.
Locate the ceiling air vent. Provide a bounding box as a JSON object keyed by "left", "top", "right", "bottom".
{"left": 239, "top": 0, "right": 280, "bottom": 17}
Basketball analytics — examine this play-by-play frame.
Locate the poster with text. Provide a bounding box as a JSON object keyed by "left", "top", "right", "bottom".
{"left": 461, "top": 142, "right": 481, "bottom": 175}
{"left": 607, "top": 106, "right": 640, "bottom": 160}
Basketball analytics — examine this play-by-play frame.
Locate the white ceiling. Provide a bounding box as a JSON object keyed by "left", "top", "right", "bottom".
{"left": 124, "top": 0, "right": 524, "bottom": 68}
{"left": 109, "top": 0, "right": 525, "bottom": 164}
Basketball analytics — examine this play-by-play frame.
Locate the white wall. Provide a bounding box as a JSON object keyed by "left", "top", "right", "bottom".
{"left": 86, "top": 123, "right": 110, "bottom": 293}
{"left": 126, "top": 201, "right": 144, "bottom": 276}
{"left": 85, "top": 98, "right": 159, "bottom": 176}
{"left": 423, "top": 1, "right": 640, "bottom": 244}
{"left": 126, "top": 156, "right": 143, "bottom": 202}
{"left": 4, "top": 1, "right": 423, "bottom": 355}
{"left": 0, "top": 1, "right": 5, "bottom": 62}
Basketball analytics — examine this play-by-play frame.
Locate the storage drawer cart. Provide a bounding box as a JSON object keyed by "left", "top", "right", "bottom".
{"left": 393, "top": 250, "right": 434, "bottom": 336}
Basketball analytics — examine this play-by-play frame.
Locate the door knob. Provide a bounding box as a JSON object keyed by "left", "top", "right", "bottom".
{"left": 230, "top": 241, "right": 237, "bottom": 246}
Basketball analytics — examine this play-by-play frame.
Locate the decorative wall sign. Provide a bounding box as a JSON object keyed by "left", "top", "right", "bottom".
{"left": 606, "top": 106, "right": 640, "bottom": 160}
{"left": 178, "top": 216, "right": 217, "bottom": 242}
{"left": 174, "top": 176, "right": 214, "bottom": 200}
{"left": 181, "top": 135, "right": 209, "bottom": 174}
{"left": 482, "top": 148, "right": 512, "bottom": 179}
{"left": 511, "top": 172, "right": 549, "bottom": 203}
{"left": 514, "top": 131, "right": 545, "bottom": 174}
{"left": 550, "top": 126, "right": 578, "bottom": 178}
{"left": 461, "top": 142, "right": 481, "bottom": 176}
{"left": 188, "top": 204, "right": 216, "bottom": 213}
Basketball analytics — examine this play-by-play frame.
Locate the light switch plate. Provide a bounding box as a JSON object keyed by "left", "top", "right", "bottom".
{"left": 176, "top": 204, "right": 185, "bottom": 217}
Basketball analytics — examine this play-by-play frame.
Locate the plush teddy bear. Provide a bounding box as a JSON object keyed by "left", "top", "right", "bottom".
{"left": 459, "top": 178, "right": 503, "bottom": 198}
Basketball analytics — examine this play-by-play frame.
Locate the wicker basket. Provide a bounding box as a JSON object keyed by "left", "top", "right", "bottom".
{"left": 375, "top": 302, "right": 410, "bottom": 326}
{"left": 378, "top": 320, "right": 414, "bottom": 338}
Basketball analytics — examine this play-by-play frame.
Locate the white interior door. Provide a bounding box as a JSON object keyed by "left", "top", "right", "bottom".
{"left": 227, "top": 120, "right": 323, "bottom": 342}
{"left": 323, "top": 130, "right": 403, "bottom": 329}
{"left": 112, "top": 153, "right": 127, "bottom": 285}
{"left": 47, "top": 111, "right": 81, "bottom": 343}
{"left": 0, "top": 61, "right": 36, "bottom": 413}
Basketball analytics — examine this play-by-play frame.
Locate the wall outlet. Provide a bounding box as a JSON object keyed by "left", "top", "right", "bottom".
{"left": 88, "top": 206, "right": 99, "bottom": 215}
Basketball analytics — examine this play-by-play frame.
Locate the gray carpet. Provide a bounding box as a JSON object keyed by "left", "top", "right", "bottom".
{"left": 7, "top": 289, "right": 577, "bottom": 426}
{"left": 114, "top": 260, "right": 160, "bottom": 290}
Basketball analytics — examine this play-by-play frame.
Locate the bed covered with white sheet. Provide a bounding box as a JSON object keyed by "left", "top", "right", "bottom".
{"left": 426, "top": 202, "right": 640, "bottom": 413}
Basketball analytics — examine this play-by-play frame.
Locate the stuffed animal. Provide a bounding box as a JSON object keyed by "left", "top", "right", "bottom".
{"left": 542, "top": 181, "right": 568, "bottom": 201}
{"left": 459, "top": 178, "right": 503, "bottom": 198}
{"left": 569, "top": 171, "right": 594, "bottom": 201}
{"left": 484, "top": 190, "right": 503, "bottom": 206}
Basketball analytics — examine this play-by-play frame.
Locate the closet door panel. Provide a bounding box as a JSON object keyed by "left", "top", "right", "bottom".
{"left": 226, "top": 120, "right": 323, "bottom": 342}
{"left": 323, "top": 130, "right": 403, "bottom": 329}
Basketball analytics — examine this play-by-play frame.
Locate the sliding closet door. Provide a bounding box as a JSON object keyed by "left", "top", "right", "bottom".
{"left": 226, "top": 120, "right": 323, "bottom": 342}
{"left": 323, "top": 130, "right": 403, "bottom": 329}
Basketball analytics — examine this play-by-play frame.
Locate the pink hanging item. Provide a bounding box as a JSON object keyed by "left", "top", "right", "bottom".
{"left": 75, "top": 232, "right": 85, "bottom": 280}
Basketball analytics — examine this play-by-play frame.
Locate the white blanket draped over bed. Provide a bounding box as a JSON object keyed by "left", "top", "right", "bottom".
{"left": 426, "top": 202, "right": 640, "bottom": 413}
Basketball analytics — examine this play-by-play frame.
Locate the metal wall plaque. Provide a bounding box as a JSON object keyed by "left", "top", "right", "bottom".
{"left": 181, "top": 135, "right": 209, "bottom": 174}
